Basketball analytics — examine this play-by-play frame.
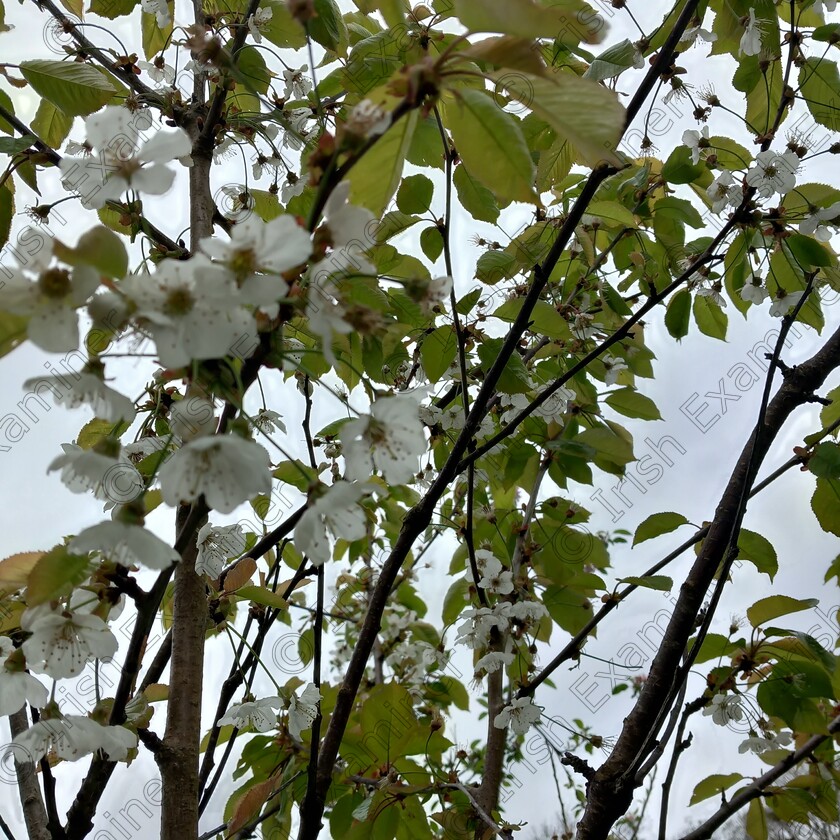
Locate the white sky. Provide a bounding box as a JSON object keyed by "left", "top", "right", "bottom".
{"left": 2, "top": 1, "right": 840, "bottom": 839}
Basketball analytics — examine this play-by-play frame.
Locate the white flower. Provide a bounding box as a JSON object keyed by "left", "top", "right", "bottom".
{"left": 294, "top": 481, "right": 373, "bottom": 566}
{"left": 12, "top": 715, "right": 136, "bottom": 763}
{"left": 252, "top": 409, "right": 286, "bottom": 434}
{"left": 48, "top": 444, "right": 144, "bottom": 504}
{"left": 345, "top": 99, "right": 391, "bottom": 138}
{"left": 59, "top": 106, "right": 191, "bottom": 209}
{"left": 21, "top": 606, "right": 118, "bottom": 679}
{"left": 281, "top": 172, "right": 305, "bottom": 203}
{"left": 69, "top": 521, "right": 179, "bottom": 570}
{"left": 680, "top": 25, "right": 717, "bottom": 47}
{"left": 287, "top": 683, "right": 321, "bottom": 739}
{"left": 123, "top": 436, "right": 168, "bottom": 467}
{"left": 169, "top": 393, "right": 217, "bottom": 441}
{"left": 159, "top": 435, "right": 271, "bottom": 514}
{"left": 23, "top": 368, "right": 135, "bottom": 423}
{"left": 0, "top": 639, "right": 49, "bottom": 715}
{"left": 220, "top": 696, "right": 281, "bottom": 731}
{"left": 305, "top": 271, "right": 353, "bottom": 365}
{"left": 746, "top": 150, "right": 799, "bottom": 198}
{"left": 508, "top": 601, "right": 548, "bottom": 624}
{"left": 532, "top": 386, "right": 574, "bottom": 422}
{"left": 323, "top": 181, "right": 375, "bottom": 251}
{"left": 141, "top": 0, "right": 171, "bottom": 28}
{"left": 281, "top": 108, "right": 316, "bottom": 150}
{"left": 195, "top": 523, "right": 247, "bottom": 577}
{"left": 251, "top": 152, "right": 283, "bottom": 180}
{"left": 200, "top": 215, "right": 311, "bottom": 315}
{"left": 571, "top": 313, "right": 602, "bottom": 340}
{"left": 682, "top": 126, "right": 709, "bottom": 165}
{"left": 219, "top": 184, "right": 255, "bottom": 219}
{"left": 475, "top": 550, "right": 514, "bottom": 595}
{"left": 455, "top": 604, "right": 510, "bottom": 649}
{"left": 603, "top": 356, "right": 628, "bottom": 386}
{"left": 120, "top": 256, "right": 257, "bottom": 368}
{"left": 65, "top": 140, "right": 90, "bottom": 156}
{"left": 769, "top": 289, "right": 805, "bottom": 317}
{"left": 494, "top": 695, "right": 541, "bottom": 735}
{"left": 247, "top": 7, "right": 273, "bottom": 43}
{"left": 740, "top": 9, "right": 762, "bottom": 56}
{"left": 814, "top": 0, "right": 838, "bottom": 14}
{"left": 138, "top": 59, "right": 175, "bottom": 85}
{"left": 707, "top": 171, "right": 742, "bottom": 214}
{"left": 0, "top": 238, "right": 99, "bottom": 352}
{"left": 800, "top": 200, "right": 840, "bottom": 241}
{"left": 342, "top": 392, "right": 427, "bottom": 485}
{"left": 696, "top": 282, "right": 727, "bottom": 308}
{"left": 474, "top": 650, "right": 515, "bottom": 676}
{"left": 282, "top": 66, "right": 313, "bottom": 100}
{"left": 702, "top": 693, "right": 744, "bottom": 726}
{"left": 740, "top": 279, "right": 769, "bottom": 305}
{"left": 738, "top": 731, "right": 792, "bottom": 755}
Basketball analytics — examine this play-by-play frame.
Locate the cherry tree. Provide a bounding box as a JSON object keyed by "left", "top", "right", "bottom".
{"left": 0, "top": 1, "right": 840, "bottom": 839}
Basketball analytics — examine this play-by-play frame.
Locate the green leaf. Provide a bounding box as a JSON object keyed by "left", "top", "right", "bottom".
{"left": 0, "top": 136, "right": 32, "bottom": 156}
{"left": 799, "top": 58, "right": 840, "bottom": 132}
{"left": 453, "top": 163, "right": 500, "bottom": 222}
{"left": 58, "top": 225, "right": 128, "bottom": 278}
{"left": 272, "top": 461, "right": 319, "bottom": 491}
{"left": 26, "top": 545, "right": 91, "bottom": 606}
{"left": 420, "top": 225, "right": 444, "bottom": 263}
{"left": 492, "top": 71, "right": 624, "bottom": 168}
{"left": 665, "top": 289, "right": 691, "bottom": 340}
{"left": 0, "top": 311, "right": 28, "bottom": 358}
{"left": 31, "top": 99, "right": 72, "bottom": 149}
{"left": 453, "top": 0, "right": 606, "bottom": 44}
{"left": 736, "top": 530, "right": 778, "bottom": 581}
{"left": 420, "top": 326, "right": 457, "bottom": 382}
{"left": 0, "top": 181, "right": 12, "bottom": 250}
{"left": 236, "top": 584, "right": 288, "bottom": 609}
{"left": 142, "top": 8, "right": 173, "bottom": 60}
{"left": 261, "top": 0, "right": 307, "bottom": 48}
{"left": 21, "top": 60, "right": 117, "bottom": 117}
{"left": 476, "top": 249, "right": 516, "bottom": 284}
{"left": 812, "top": 475, "right": 840, "bottom": 536}
{"left": 347, "top": 110, "right": 418, "bottom": 217}
{"left": 693, "top": 294, "right": 728, "bottom": 340}
{"left": 604, "top": 389, "right": 662, "bottom": 421}
{"left": 309, "top": 0, "right": 347, "bottom": 54}
{"left": 690, "top": 773, "right": 744, "bottom": 806}
{"left": 584, "top": 39, "right": 640, "bottom": 82}
{"left": 89, "top": 0, "right": 137, "bottom": 17}
{"left": 396, "top": 174, "right": 434, "bottom": 215}
{"left": 662, "top": 145, "right": 704, "bottom": 184}
{"left": 747, "top": 595, "right": 819, "bottom": 628}
{"left": 444, "top": 89, "right": 536, "bottom": 204}
{"left": 442, "top": 577, "right": 469, "bottom": 626}
{"left": 574, "top": 426, "right": 634, "bottom": 467}
{"left": 787, "top": 233, "right": 833, "bottom": 268}
{"left": 618, "top": 575, "right": 673, "bottom": 592}
{"left": 633, "top": 512, "right": 689, "bottom": 546}
{"left": 746, "top": 799, "right": 768, "bottom": 840}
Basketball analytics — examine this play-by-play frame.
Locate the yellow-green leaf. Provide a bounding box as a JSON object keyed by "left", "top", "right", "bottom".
{"left": 21, "top": 60, "right": 117, "bottom": 117}
{"left": 31, "top": 99, "right": 73, "bottom": 149}
{"left": 443, "top": 89, "right": 536, "bottom": 203}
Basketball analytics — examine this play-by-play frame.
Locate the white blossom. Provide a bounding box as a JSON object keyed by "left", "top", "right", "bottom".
{"left": 474, "top": 650, "right": 515, "bottom": 676}
{"left": 294, "top": 481, "right": 373, "bottom": 566}
{"left": 455, "top": 604, "right": 510, "bottom": 649}
{"left": 169, "top": 393, "right": 217, "bottom": 442}
{"left": 707, "top": 171, "right": 742, "bottom": 214}
{"left": 121, "top": 256, "right": 257, "bottom": 368}
{"left": 702, "top": 693, "right": 744, "bottom": 726}
{"left": 493, "top": 696, "right": 541, "bottom": 735}
{"left": 739, "top": 9, "right": 762, "bottom": 56}
{"left": 745, "top": 150, "right": 799, "bottom": 198}
{"left": 0, "top": 639, "right": 49, "bottom": 716}
{"left": 603, "top": 356, "right": 628, "bottom": 386}
{"left": 680, "top": 25, "right": 717, "bottom": 47}
{"left": 696, "top": 282, "right": 727, "bottom": 308}
{"left": 48, "top": 444, "right": 144, "bottom": 504}
{"left": 800, "top": 200, "right": 840, "bottom": 241}
{"left": 220, "top": 696, "right": 281, "bottom": 731}
{"left": 12, "top": 715, "right": 136, "bottom": 763}
{"left": 476, "top": 550, "right": 514, "bottom": 595}
{"left": 69, "top": 521, "right": 179, "bottom": 570}
{"left": 0, "top": 235, "right": 99, "bottom": 352}
{"left": 23, "top": 368, "right": 135, "bottom": 423}
{"left": 252, "top": 409, "right": 286, "bottom": 435}
{"left": 60, "top": 106, "right": 191, "bottom": 209}
{"left": 282, "top": 66, "right": 313, "bottom": 100}
{"left": 508, "top": 601, "right": 548, "bottom": 624}
{"left": 287, "top": 683, "right": 321, "bottom": 739}
{"left": 769, "top": 289, "right": 805, "bottom": 317}
{"left": 738, "top": 731, "right": 793, "bottom": 754}
{"left": 21, "top": 605, "right": 118, "bottom": 679}
{"left": 682, "top": 126, "right": 709, "bottom": 165}
{"left": 195, "top": 523, "right": 247, "bottom": 578}
{"left": 342, "top": 392, "right": 427, "bottom": 485}
{"left": 247, "top": 7, "right": 273, "bottom": 43}
{"left": 159, "top": 435, "right": 271, "bottom": 514}
{"left": 345, "top": 99, "right": 391, "bottom": 138}
{"left": 281, "top": 172, "right": 306, "bottom": 202}
{"left": 740, "top": 279, "right": 769, "bottom": 305}
{"left": 138, "top": 59, "right": 175, "bottom": 85}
